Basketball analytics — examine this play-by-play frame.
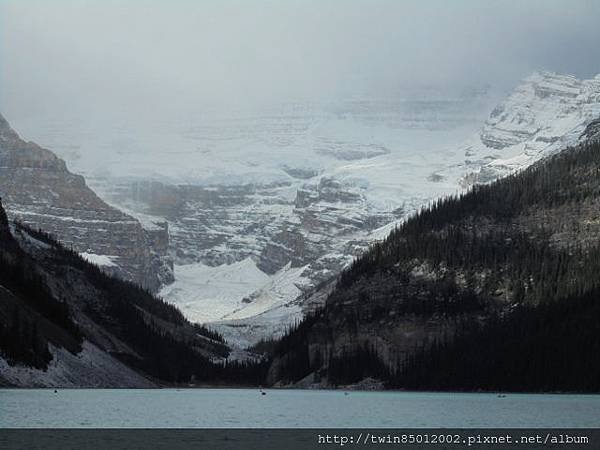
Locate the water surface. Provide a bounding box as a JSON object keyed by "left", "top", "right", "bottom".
{"left": 1, "top": 389, "right": 599, "bottom": 428}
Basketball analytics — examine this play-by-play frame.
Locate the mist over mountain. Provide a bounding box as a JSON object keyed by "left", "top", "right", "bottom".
{"left": 2, "top": 0, "right": 600, "bottom": 123}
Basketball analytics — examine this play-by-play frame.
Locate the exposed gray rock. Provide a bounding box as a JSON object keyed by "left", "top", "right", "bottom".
{"left": 281, "top": 166, "right": 320, "bottom": 180}
{"left": 581, "top": 118, "right": 600, "bottom": 141}
{"left": 314, "top": 138, "right": 390, "bottom": 160}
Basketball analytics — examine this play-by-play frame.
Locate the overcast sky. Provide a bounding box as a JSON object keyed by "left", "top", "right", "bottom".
{"left": 2, "top": 0, "right": 600, "bottom": 122}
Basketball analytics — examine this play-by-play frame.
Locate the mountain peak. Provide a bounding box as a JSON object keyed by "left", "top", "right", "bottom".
{"left": 0, "top": 113, "right": 21, "bottom": 144}
{"left": 477, "top": 71, "right": 600, "bottom": 153}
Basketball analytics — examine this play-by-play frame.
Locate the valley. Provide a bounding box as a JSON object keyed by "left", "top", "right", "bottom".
{"left": 10, "top": 72, "right": 600, "bottom": 347}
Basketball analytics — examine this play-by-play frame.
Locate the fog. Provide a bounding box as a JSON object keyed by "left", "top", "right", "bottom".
{"left": 2, "top": 0, "right": 600, "bottom": 123}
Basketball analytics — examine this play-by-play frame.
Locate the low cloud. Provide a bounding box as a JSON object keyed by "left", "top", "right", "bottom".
{"left": 1, "top": 0, "right": 599, "bottom": 121}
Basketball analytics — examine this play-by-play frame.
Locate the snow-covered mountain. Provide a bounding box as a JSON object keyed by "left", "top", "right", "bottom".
{"left": 10, "top": 71, "right": 600, "bottom": 348}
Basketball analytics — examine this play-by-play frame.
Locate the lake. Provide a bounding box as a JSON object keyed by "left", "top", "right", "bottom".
{"left": 1, "top": 389, "right": 600, "bottom": 428}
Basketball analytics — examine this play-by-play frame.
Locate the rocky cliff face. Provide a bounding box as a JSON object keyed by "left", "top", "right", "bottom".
{"left": 0, "top": 114, "right": 173, "bottom": 291}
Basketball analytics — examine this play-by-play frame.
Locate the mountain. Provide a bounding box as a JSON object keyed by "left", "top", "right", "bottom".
{"left": 11, "top": 72, "right": 600, "bottom": 348}
{"left": 4, "top": 74, "right": 600, "bottom": 389}
{"left": 24, "top": 87, "right": 495, "bottom": 345}
{"left": 0, "top": 113, "right": 173, "bottom": 292}
{"left": 0, "top": 199, "right": 265, "bottom": 387}
{"left": 265, "top": 131, "right": 600, "bottom": 391}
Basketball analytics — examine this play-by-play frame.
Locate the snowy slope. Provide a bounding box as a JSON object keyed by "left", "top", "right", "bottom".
{"left": 0, "top": 342, "right": 155, "bottom": 388}
{"left": 159, "top": 258, "right": 270, "bottom": 323}
{"left": 456, "top": 72, "right": 600, "bottom": 185}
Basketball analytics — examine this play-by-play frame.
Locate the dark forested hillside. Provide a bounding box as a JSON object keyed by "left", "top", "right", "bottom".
{"left": 266, "top": 138, "right": 600, "bottom": 391}
{"left": 0, "top": 199, "right": 266, "bottom": 386}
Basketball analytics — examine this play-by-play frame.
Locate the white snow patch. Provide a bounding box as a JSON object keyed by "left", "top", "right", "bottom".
{"left": 160, "top": 258, "right": 271, "bottom": 323}
{"left": 80, "top": 252, "right": 119, "bottom": 267}
{"left": 160, "top": 259, "right": 310, "bottom": 346}
{"left": 212, "top": 302, "right": 304, "bottom": 349}
{"left": 221, "top": 263, "right": 310, "bottom": 321}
